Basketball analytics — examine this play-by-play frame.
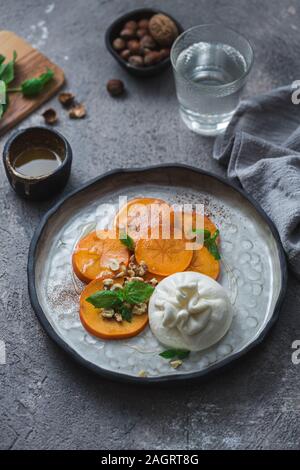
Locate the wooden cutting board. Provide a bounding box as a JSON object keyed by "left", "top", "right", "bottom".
{"left": 0, "top": 30, "right": 65, "bottom": 136}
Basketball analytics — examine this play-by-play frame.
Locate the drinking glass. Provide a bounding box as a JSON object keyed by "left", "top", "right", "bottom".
{"left": 171, "top": 24, "right": 254, "bottom": 136}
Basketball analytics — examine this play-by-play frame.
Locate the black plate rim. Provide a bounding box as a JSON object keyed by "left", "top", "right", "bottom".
{"left": 27, "top": 164, "right": 288, "bottom": 385}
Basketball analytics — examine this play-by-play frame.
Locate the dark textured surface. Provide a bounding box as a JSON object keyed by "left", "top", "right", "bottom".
{"left": 0, "top": 0, "right": 300, "bottom": 450}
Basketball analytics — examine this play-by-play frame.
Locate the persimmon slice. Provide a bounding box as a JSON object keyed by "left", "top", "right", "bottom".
{"left": 79, "top": 278, "right": 148, "bottom": 340}
{"left": 187, "top": 246, "right": 220, "bottom": 280}
{"left": 135, "top": 234, "right": 193, "bottom": 276}
{"left": 72, "top": 230, "right": 129, "bottom": 283}
{"left": 173, "top": 211, "right": 218, "bottom": 240}
{"left": 114, "top": 197, "right": 172, "bottom": 241}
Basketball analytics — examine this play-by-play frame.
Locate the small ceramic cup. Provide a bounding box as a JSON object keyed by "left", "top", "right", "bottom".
{"left": 3, "top": 126, "right": 72, "bottom": 201}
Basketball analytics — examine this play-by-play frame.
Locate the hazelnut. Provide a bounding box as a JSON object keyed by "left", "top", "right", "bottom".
{"left": 120, "top": 28, "right": 135, "bottom": 40}
{"left": 112, "top": 37, "right": 126, "bottom": 51}
{"left": 140, "top": 34, "right": 157, "bottom": 50}
{"left": 138, "top": 19, "right": 149, "bottom": 29}
{"left": 144, "top": 51, "right": 161, "bottom": 66}
{"left": 136, "top": 28, "right": 148, "bottom": 38}
{"left": 160, "top": 48, "right": 170, "bottom": 60}
{"left": 127, "top": 39, "right": 141, "bottom": 54}
{"left": 128, "top": 55, "right": 144, "bottom": 67}
{"left": 120, "top": 49, "right": 130, "bottom": 61}
{"left": 149, "top": 13, "right": 178, "bottom": 46}
{"left": 106, "top": 79, "right": 125, "bottom": 97}
{"left": 124, "top": 20, "right": 138, "bottom": 31}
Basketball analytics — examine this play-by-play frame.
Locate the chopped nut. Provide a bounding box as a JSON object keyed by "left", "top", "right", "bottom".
{"left": 135, "top": 262, "right": 148, "bottom": 276}
{"left": 149, "top": 278, "right": 158, "bottom": 286}
{"left": 170, "top": 359, "right": 183, "bottom": 369}
{"left": 101, "top": 309, "right": 115, "bottom": 319}
{"left": 114, "top": 270, "right": 126, "bottom": 278}
{"left": 58, "top": 92, "right": 75, "bottom": 107}
{"left": 127, "top": 269, "right": 136, "bottom": 277}
{"left": 103, "top": 278, "right": 114, "bottom": 288}
{"left": 114, "top": 312, "right": 123, "bottom": 322}
{"left": 138, "top": 370, "right": 148, "bottom": 377}
{"left": 129, "top": 254, "right": 136, "bottom": 263}
{"left": 111, "top": 283, "right": 123, "bottom": 291}
{"left": 132, "top": 303, "right": 147, "bottom": 315}
{"left": 109, "top": 259, "right": 120, "bottom": 271}
{"left": 130, "top": 276, "right": 144, "bottom": 282}
{"left": 42, "top": 108, "right": 57, "bottom": 125}
{"left": 69, "top": 103, "right": 86, "bottom": 119}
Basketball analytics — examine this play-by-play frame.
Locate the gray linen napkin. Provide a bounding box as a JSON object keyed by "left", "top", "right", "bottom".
{"left": 213, "top": 85, "right": 300, "bottom": 279}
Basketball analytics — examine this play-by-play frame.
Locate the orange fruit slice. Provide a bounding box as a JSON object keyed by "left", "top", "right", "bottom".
{"left": 187, "top": 246, "right": 220, "bottom": 280}
{"left": 79, "top": 277, "right": 148, "bottom": 340}
{"left": 135, "top": 232, "right": 193, "bottom": 276}
{"left": 114, "top": 197, "right": 172, "bottom": 241}
{"left": 72, "top": 229, "right": 129, "bottom": 283}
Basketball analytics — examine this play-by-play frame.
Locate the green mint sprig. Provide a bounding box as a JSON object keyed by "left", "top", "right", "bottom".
{"left": 86, "top": 280, "right": 154, "bottom": 322}
{"left": 193, "top": 228, "right": 221, "bottom": 261}
{"left": 120, "top": 232, "right": 135, "bottom": 252}
{"left": 159, "top": 349, "right": 190, "bottom": 360}
{"left": 0, "top": 50, "right": 55, "bottom": 119}
{"left": 8, "top": 67, "right": 54, "bottom": 97}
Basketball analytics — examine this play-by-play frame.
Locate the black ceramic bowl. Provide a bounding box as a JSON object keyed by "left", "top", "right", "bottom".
{"left": 3, "top": 127, "right": 72, "bottom": 201}
{"left": 105, "top": 8, "right": 183, "bottom": 77}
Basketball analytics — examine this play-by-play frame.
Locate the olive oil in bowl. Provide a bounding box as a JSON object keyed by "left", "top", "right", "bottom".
{"left": 13, "top": 146, "right": 61, "bottom": 178}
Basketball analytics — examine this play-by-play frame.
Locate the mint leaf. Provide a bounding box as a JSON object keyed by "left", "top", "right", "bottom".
{"left": 159, "top": 349, "right": 190, "bottom": 360}
{"left": 86, "top": 290, "right": 122, "bottom": 309}
{"left": 123, "top": 281, "right": 154, "bottom": 304}
{"left": 20, "top": 68, "right": 54, "bottom": 97}
{"left": 119, "top": 304, "right": 132, "bottom": 322}
{"left": 0, "top": 50, "right": 17, "bottom": 84}
{"left": 205, "top": 229, "right": 221, "bottom": 260}
{"left": 0, "top": 55, "right": 6, "bottom": 66}
{"left": 192, "top": 228, "right": 211, "bottom": 240}
{"left": 120, "top": 232, "right": 135, "bottom": 252}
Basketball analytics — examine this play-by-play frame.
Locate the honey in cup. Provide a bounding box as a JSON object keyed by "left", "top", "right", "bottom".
{"left": 13, "top": 146, "right": 62, "bottom": 177}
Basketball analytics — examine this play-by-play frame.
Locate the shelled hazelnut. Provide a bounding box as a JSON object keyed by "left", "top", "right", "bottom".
{"left": 111, "top": 12, "right": 179, "bottom": 68}
{"left": 140, "top": 34, "right": 157, "bottom": 50}
{"left": 127, "top": 39, "right": 141, "bottom": 54}
{"left": 106, "top": 79, "right": 125, "bottom": 97}
{"left": 120, "top": 28, "right": 135, "bottom": 40}
{"left": 138, "top": 19, "right": 149, "bottom": 29}
{"left": 112, "top": 37, "right": 126, "bottom": 51}
{"left": 144, "top": 51, "right": 161, "bottom": 66}
{"left": 129, "top": 55, "right": 144, "bottom": 67}
{"left": 120, "top": 49, "right": 130, "bottom": 61}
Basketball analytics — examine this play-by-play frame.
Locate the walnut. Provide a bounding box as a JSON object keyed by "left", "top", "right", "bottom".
{"left": 132, "top": 303, "right": 147, "bottom": 315}
{"left": 170, "top": 359, "right": 182, "bottom": 369}
{"left": 149, "top": 13, "right": 178, "bottom": 46}
{"left": 101, "top": 309, "right": 115, "bottom": 319}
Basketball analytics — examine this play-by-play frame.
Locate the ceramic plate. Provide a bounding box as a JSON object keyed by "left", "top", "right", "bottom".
{"left": 28, "top": 165, "right": 287, "bottom": 384}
